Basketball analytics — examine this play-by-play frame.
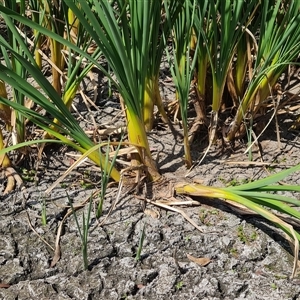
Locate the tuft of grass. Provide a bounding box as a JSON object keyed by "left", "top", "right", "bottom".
{"left": 97, "top": 137, "right": 122, "bottom": 219}
{"left": 175, "top": 280, "right": 184, "bottom": 290}
{"left": 135, "top": 223, "right": 146, "bottom": 261}
{"left": 68, "top": 193, "right": 93, "bottom": 270}
{"left": 41, "top": 197, "right": 47, "bottom": 226}
{"left": 229, "top": 248, "right": 238, "bottom": 256}
{"left": 270, "top": 282, "right": 277, "bottom": 290}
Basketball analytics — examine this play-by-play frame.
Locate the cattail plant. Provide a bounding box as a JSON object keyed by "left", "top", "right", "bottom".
{"left": 36, "top": 0, "right": 66, "bottom": 95}
{"left": 29, "top": 0, "right": 43, "bottom": 69}
{"left": 196, "top": 1, "right": 256, "bottom": 162}
{"left": 167, "top": 0, "right": 198, "bottom": 168}
{"left": 0, "top": 4, "right": 120, "bottom": 181}
{"left": 192, "top": 0, "right": 212, "bottom": 127}
{"left": 60, "top": 0, "right": 184, "bottom": 180}
{"left": 226, "top": 0, "right": 300, "bottom": 140}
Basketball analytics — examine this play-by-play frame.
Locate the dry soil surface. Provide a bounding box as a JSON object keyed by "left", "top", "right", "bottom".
{"left": 1, "top": 68, "right": 300, "bottom": 300}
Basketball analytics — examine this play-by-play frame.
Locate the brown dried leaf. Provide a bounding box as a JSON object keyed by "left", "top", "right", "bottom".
{"left": 0, "top": 283, "right": 10, "bottom": 288}
{"left": 3, "top": 169, "right": 15, "bottom": 195}
{"left": 137, "top": 284, "right": 145, "bottom": 289}
{"left": 144, "top": 208, "right": 160, "bottom": 219}
{"left": 187, "top": 254, "right": 211, "bottom": 266}
{"left": 50, "top": 244, "right": 61, "bottom": 267}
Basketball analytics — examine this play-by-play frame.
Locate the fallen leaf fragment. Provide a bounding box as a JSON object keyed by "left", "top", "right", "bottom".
{"left": 50, "top": 244, "right": 61, "bottom": 267}
{"left": 187, "top": 254, "right": 211, "bottom": 266}
{"left": 144, "top": 208, "right": 160, "bottom": 219}
{"left": 0, "top": 283, "right": 10, "bottom": 288}
{"left": 137, "top": 284, "right": 145, "bottom": 289}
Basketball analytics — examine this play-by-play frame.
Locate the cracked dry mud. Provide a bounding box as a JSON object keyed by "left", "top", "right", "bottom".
{"left": 1, "top": 118, "right": 300, "bottom": 300}
{"left": 1, "top": 69, "right": 300, "bottom": 299}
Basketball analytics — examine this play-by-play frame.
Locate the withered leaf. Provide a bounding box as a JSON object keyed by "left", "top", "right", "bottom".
{"left": 50, "top": 244, "right": 61, "bottom": 267}
{"left": 144, "top": 208, "right": 160, "bottom": 219}
{"left": 187, "top": 254, "right": 211, "bottom": 266}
